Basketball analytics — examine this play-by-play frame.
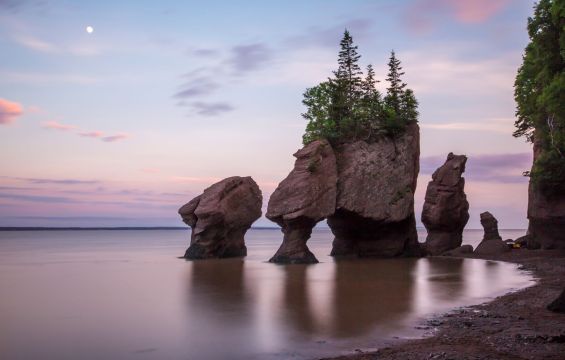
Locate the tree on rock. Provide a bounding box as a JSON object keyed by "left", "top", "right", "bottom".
{"left": 514, "top": 0, "right": 565, "bottom": 195}
{"left": 301, "top": 31, "right": 419, "bottom": 145}
{"left": 384, "top": 50, "right": 406, "bottom": 114}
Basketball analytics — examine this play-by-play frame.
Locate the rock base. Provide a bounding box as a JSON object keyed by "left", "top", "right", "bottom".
{"left": 328, "top": 211, "right": 420, "bottom": 258}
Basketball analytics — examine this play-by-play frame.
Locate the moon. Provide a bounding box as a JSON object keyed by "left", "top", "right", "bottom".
{"left": 86, "top": 26, "right": 94, "bottom": 34}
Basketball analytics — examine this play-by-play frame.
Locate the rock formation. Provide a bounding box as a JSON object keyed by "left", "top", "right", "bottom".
{"left": 474, "top": 212, "right": 510, "bottom": 256}
{"left": 442, "top": 245, "right": 473, "bottom": 257}
{"left": 421, "top": 153, "right": 469, "bottom": 255}
{"left": 267, "top": 122, "right": 421, "bottom": 262}
{"left": 480, "top": 211, "right": 502, "bottom": 240}
{"left": 266, "top": 140, "right": 337, "bottom": 263}
{"left": 328, "top": 122, "right": 421, "bottom": 258}
{"left": 527, "top": 136, "right": 565, "bottom": 249}
{"left": 547, "top": 289, "right": 565, "bottom": 313}
{"left": 179, "top": 176, "right": 262, "bottom": 259}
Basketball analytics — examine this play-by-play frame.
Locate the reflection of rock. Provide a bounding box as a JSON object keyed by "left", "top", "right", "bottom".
{"left": 331, "top": 259, "right": 416, "bottom": 337}
{"left": 422, "top": 153, "right": 469, "bottom": 255}
{"left": 547, "top": 289, "right": 565, "bottom": 313}
{"left": 442, "top": 245, "right": 473, "bottom": 257}
{"left": 527, "top": 134, "right": 565, "bottom": 249}
{"left": 281, "top": 265, "right": 317, "bottom": 333}
{"left": 424, "top": 257, "right": 465, "bottom": 301}
{"left": 188, "top": 259, "right": 248, "bottom": 308}
{"left": 179, "top": 176, "right": 262, "bottom": 259}
{"left": 475, "top": 212, "right": 509, "bottom": 256}
{"left": 329, "top": 122, "right": 421, "bottom": 258}
{"left": 267, "top": 140, "right": 337, "bottom": 263}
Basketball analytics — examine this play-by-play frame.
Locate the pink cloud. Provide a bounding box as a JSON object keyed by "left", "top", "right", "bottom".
{"left": 79, "top": 130, "right": 105, "bottom": 138}
{"left": 0, "top": 98, "right": 23, "bottom": 125}
{"left": 405, "top": 0, "right": 510, "bottom": 33}
{"left": 451, "top": 0, "right": 510, "bottom": 24}
{"left": 101, "top": 133, "right": 130, "bottom": 142}
{"left": 140, "top": 168, "right": 160, "bottom": 174}
{"left": 42, "top": 120, "right": 76, "bottom": 131}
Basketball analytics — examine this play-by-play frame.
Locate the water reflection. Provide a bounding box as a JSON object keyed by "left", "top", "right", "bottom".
{"left": 281, "top": 264, "right": 318, "bottom": 335}
{"left": 330, "top": 259, "right": 416, "bottom": 338}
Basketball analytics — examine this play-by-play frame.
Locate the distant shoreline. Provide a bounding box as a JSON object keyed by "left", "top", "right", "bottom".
{"left": 0, "top": 227, "right": 524, "bottom": 231}
{"left": 0, "top": 226, "right": 281, "bottom": 231}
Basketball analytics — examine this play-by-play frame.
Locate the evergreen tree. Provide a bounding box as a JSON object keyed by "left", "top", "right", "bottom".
{"left": 514, "top": 0, "right": 564, "bottom": 194}
{"left": 301, "top": 32, "right": 419, "bottom": 145}
{"left": 400, "top": 89, "right": 419, "bottom": 124}
{"left": 384, "top": 50, "right": 406, "bottom": 114}
{"left": 335, "top": 29, "right": 363, "bottom": 105}
{"left": 328, "top": 29, "right": 363, "bottom": 139}
{"left": 360, "top": 64, "right": 383, "bottom": 139}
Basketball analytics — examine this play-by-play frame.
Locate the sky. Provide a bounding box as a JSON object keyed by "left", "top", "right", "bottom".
{"left": 0, "top": 0, "right": 537, "bottom": 228}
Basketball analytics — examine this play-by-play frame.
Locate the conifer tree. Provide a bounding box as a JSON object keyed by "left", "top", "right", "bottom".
{"left": 360, "top": 64, "right": 382, "bottom": 138}
{"left": 384, "top": 50, "right": 406, "bottom": 114}
{"left": 328, "top": 29, "right": 363, "bottom": 138}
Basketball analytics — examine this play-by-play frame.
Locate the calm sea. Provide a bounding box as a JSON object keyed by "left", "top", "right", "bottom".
{"left": 0, "top": 228, "right": 532, "bottom": 360}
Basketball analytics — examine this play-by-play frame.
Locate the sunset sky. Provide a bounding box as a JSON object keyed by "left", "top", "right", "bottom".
{"left": 0, "top": 0, "right": 536, "bottom": 228}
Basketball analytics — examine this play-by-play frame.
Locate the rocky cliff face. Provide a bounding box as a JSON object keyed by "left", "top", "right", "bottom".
{"left": 421, "top": 153, "right": 469, "bottom": 255}
{"left": 527, "top": 136, "right": 565, "bottom": 249}
{"left": 328, "top": 122, "right": 421, "bottom": 257}
{"left": 179, "top": 176, "right": 262, "bottom": 259}
{"left": 266, "top": 140, "right": 337, "bottom": 263}
{"left": 267, "top": 122, "right": 421, "bottom": 263}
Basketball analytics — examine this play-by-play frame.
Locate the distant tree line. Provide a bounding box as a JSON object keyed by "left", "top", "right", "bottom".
{"left": 302, "top": 30, "right": 418, "bottom": 145}
{"left": 514, "top": 0, "right": 564, "bottom": 195}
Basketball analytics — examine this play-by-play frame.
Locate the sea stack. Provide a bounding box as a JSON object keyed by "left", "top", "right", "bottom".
{"left": 178, "top": 176, "right": 262, "bottom": 259}
{"left": 474, "top": 212, "right": 510, "bottom": 255}
{"left": 267, "top": 122, "right": 421, "bottom": 262}
{"left": 328, "top": 122, "right": 421, "bottom": 258}
{"left": 421, "top": 153, "right": 470, "bottom": 255}
{"left": 266, "top": 139, "right": 337, "bottom": 264}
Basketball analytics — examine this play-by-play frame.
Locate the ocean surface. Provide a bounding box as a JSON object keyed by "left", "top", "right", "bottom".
{"left": 0, "top": 228, "right": 532, "bottom": 360}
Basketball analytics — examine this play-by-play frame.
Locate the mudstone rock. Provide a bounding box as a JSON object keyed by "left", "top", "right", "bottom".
{"left": 179, "top": 176, "right": 262, "bottom": 259}
{"left": 421, "top": 153, "right": 470, "bottom": 255}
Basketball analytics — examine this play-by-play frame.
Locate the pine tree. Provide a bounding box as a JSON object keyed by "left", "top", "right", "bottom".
{"left": 360, "top": 64, "right": 383, "bottom": 139}
{"left": 335, "top": 29, "right": 363, "bottom": 105}
{"left": 384, "top": 50, "right": 406, "bottom": 114}
{"left": 328, "top": 29, "right": 363, "bottom": 139}
{"left": 514, "top": 0, "right": 564, "bottom": 194}
{"left": 400, "top": 89, "right": 418, "bottom": 124}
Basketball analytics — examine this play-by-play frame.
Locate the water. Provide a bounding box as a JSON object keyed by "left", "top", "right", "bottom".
{"left": 0, "top": 228, "right": 532, "bottom": 360}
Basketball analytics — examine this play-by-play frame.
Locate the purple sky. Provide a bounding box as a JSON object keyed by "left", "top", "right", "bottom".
{"left": 0, "top": 0, "right": 536, "bottom": 228}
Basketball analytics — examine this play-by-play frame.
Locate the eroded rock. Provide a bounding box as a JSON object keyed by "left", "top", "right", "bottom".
{"left": 527, "top": 135, "right": 565, "bottom": 249}
{"left": 179, "top": 176, "right": 262, "bottom": 259}
{"left": 266, "top": 139, "right": 337, "bottom": 263}
{"left": 442, "top": 245, "right": 473, "bottom": 257}
{"left": 422, "top": 153, "right": 470, "bottom": 255}
{"left": 328, "top": 122, "right": 421, "bottom": 257}
{"left": 474, "top": 212, "right": 509, "bottom": 256}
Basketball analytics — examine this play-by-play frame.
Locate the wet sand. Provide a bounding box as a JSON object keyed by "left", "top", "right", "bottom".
{"left": 330, "top": 249, "right": 565, "bottom": 360}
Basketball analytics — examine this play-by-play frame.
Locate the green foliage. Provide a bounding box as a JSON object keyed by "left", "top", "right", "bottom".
{"left": 302, "top": 30, "right": 419, "bottom": 145}
{"left": 384, "top": 51, "right": 406, "bottom": 114}
{"left": 514, "top": 0, "right": 565, "bottom": 194}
